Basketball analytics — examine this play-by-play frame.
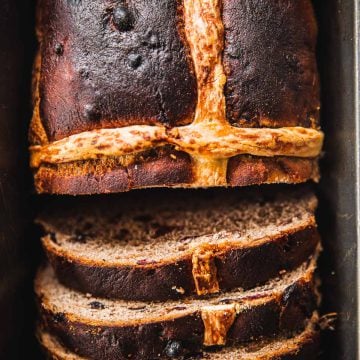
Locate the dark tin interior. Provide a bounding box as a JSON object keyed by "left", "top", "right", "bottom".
{"left": 0, "top": 0, "right": 358, "bottom": 359}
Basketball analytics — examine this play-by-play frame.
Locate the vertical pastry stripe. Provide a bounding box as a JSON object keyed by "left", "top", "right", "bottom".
{"left": 182, "top": 0, "right": 229, "bottom": 185}
{"left": 183, "top": 0, "right": 226, "bottom": 125}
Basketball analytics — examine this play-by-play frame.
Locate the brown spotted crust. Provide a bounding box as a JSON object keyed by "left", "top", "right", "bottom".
{"left": 223, "top": 0, "right": 320, "bottom": 128}
{"left": 36, "top": 0, "right": 197, "bottom": 142}
{"left": 44, "top": 226, "right": 320, "bottom": 301}
{"left": 37, "top": 274, "right": 317, "bottom": 359}
{"left": 33, "top": 153, "right": 318, "bottom": 195}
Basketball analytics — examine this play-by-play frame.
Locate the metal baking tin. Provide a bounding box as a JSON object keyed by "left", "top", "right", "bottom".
{"left": 314, "top": 0, "right": 359, "bottom": 358}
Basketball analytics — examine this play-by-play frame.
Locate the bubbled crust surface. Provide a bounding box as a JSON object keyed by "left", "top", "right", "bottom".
{"left": 38, "top": 0, "right": 197, "bottom": 141}
{"left": 223, "top": 0, "right": 320, "bottom": 128}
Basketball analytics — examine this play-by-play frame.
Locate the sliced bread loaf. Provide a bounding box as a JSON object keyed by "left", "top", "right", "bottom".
{"left": 36, "top": 253, "right": 319, "bottom": 360}
{"left": 38, "top": 188, "right": 320, "bottom": 301}
{"left": 38, "top": 314, "right": 320, "bottom": 360}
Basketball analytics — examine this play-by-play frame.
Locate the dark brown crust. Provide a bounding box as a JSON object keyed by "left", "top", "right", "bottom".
{"left": 33, "top": 155, "right": 318, "bottom": 195}
{"left": 34, "top": 148, "right": 194, "bottom": 195}
{"left": 223, "top": 0, "right": 320, "bottom": 128}
{"left": 44, "top": 226, "right": 320, "bottom": 301}
{"left": 38, "top": 277, "right": 317, "bottom": 360}
{"left": 38, "top": 0, "right": 197, "bottom": 141}
{"left": 227, "top": 156, "right": 320, "bottom": 186}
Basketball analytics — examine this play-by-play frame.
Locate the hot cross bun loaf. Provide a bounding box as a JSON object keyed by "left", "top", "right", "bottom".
{"left": 30, "top": 0, "right": 322, "bottom": 194}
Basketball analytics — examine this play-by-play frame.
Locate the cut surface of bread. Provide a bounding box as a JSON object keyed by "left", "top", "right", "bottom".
{"left": 36, "top": 253, "right": 319, "bottom": 360}
{"left": 39, "top": 187, "right": 320, "bottom": 301}
{"left": 30, "top": 0, "right": 322, "bottom": 194}
{"left": 39, "top": 314, "right": 320, "bottom": 360}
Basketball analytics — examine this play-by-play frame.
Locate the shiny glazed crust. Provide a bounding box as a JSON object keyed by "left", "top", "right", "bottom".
{"left": 30, "top": 0, "right": 322, "bottom": 194}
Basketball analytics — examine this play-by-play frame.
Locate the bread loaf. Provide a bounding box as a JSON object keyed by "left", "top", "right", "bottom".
{"left": 30, "top": 0, "right": 322, "bottom": 194}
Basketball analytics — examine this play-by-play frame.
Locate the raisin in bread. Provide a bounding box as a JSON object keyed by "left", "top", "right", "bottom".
{"left": 30, "top": 0, "right": 322, "bottom": 194}
{"left": 38, "top": 187, "right": 320, "bottom": 301}
{"left": 38, "top": 314, "right": 320, "bottom": 359}
{"left": 35, "top": 254, "right": 319, "bottom": 360}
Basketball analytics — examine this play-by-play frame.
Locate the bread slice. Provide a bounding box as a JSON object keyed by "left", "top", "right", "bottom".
{"left": 38, "top": 314, "right": 320, "bottom": 359}
{"left": 35, "top": 253, "right": 319, "bottom": 360}
{"left": 38, "top": 188, "right": 320, "bottom": 301}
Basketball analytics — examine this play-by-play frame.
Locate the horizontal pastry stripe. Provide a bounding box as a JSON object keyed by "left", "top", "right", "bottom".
{"left": 30, "top": 125, "right": 323, "bottom": 168}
